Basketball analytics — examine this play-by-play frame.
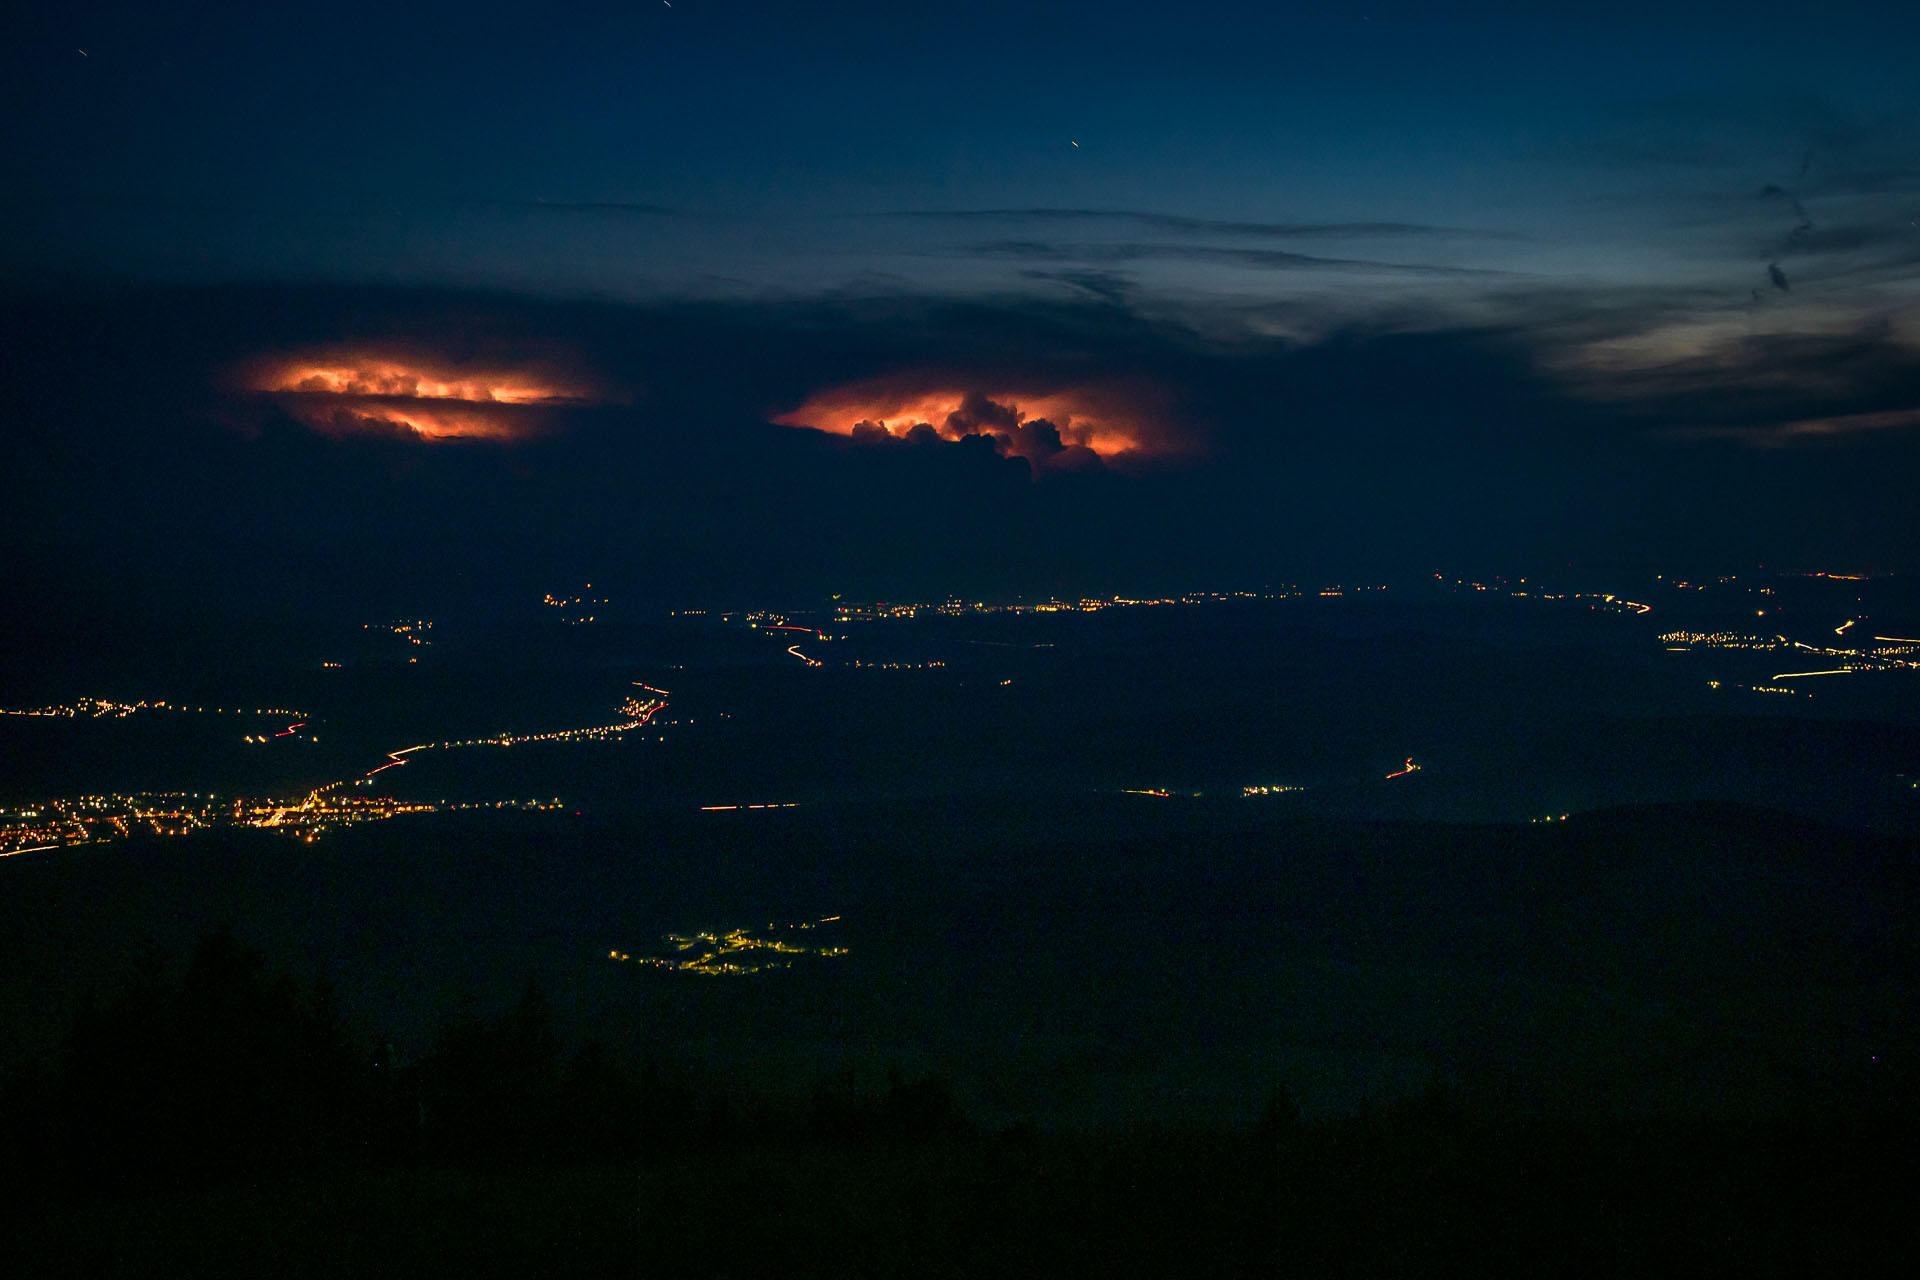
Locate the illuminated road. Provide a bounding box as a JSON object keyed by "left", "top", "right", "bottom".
{"left": 365, "top": 744, "right": 429, "bottom": 777}
{"left": 1, "top": 676, "right": 664, "bottom": 856}
{"left": 342, "top": 681, "right": 671, "bottom": 789}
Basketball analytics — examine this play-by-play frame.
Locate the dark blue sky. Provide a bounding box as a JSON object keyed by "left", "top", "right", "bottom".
{"left": 6, "top": 1, "right": 1920, "bottom": 596}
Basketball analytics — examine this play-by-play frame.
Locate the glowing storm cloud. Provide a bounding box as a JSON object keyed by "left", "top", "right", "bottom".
{"left": 773, "top": 378, "right": 1170, "bottom": 473}
{"left": 248, "top": 353, "right": 594, "bottom": 441}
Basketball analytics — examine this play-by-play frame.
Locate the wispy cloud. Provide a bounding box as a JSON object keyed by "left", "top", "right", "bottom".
{"left": 947, "top": 239, "right": 1519, "bottom": 277}
{"left": 1670, "top": 406, "right": 1920, "bottom": 447}
{"left": 1017, "top": 268, "right": 1136, "bottom": 305}
{"left": 486, "top": 198, "right": 682, "bottom": 216}
{"left": 881, "top": 208, "right": 1525, "bottom": 241}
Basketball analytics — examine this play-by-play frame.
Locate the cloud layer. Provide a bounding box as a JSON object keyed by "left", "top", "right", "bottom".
{"left": 245, "top": 351, "right": 604, "bottom": 442}
{"left": 6, "top": 270, "right": 1920, "bottom": 610}
{"left": 772, "top": 376, "right": 1181, "bottom": 475}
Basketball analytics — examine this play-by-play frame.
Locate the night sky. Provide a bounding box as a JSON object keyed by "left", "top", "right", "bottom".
{"left": 11, "top": 12, "right": 1920, "bottom": 1234}
{"left": 7, "top": 1, "right": 1920, "bottom": 601}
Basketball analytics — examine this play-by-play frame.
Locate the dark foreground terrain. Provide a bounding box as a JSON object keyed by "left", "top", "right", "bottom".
{"left": 4, "top": 793, "right": 1919, "bottom": 1275}
{"left": 8, "top": 1082, "right": 1916, "bottom": 1277}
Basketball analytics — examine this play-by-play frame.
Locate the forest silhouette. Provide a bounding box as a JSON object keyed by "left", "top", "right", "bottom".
{"left": 4, "top": 926, "right": 1914, "bottom": 1276}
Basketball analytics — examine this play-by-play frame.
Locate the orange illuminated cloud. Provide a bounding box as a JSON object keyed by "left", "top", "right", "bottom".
{"left": 773, "top": 376, "right": 1174, "bottom": 472}
{"left": 247, "top": 352, "right": 595, "bottom": 441}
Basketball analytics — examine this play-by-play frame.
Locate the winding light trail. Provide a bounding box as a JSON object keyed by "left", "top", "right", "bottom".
{"left": 274, "top": 722, "right": 307, "bottom": 738}
{"left": 1385, "top": 757, "right": 1421, "bottom": 779}
{"left": 366, "top": 744, "right": 429, "bottom": 777}
{"left": 786, "top": 644, "right": 822, "bottom": 666}
{"left": 345, "top": 680, "right": 670, "bottom": 789}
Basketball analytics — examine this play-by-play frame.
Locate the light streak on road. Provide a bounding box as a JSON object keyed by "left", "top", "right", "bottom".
{"left": 273, "top": 722, "right": 307, "bottom": 738}
{"left": 786, "top": 644, "right": 822, "bottom": 667}
{"left": 0, "top": 845, "right": 58, "bottom": 858}
{"left": 1385, "top": 758, "right": 1422, "bottom": 779}
{"left": 365, "top": 744, "right": 429, "bottom": 777}
{"left": 1771, "top": 669, "right": 1852, "bottom": 679}
{"left": 1874, "top": 636, "right": 1920, "bottom": 644}
{"left": 1836, "top": 620, "right": 1856, "bottom": 636}
{"left": 343, "top": 683, "right": 670, "bottom": 789}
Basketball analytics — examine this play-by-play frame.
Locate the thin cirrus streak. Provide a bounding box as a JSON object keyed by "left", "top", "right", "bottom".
{"left": 246, "top": 353, "right": 597, "bottom": 442}
{"left": 1667, "top": 407, "right": 1920, "bottom": 448}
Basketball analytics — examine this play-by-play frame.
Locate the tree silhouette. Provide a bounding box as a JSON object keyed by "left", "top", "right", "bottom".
{"left": 52, "top": 926, "right": 368, "bottom": 1197}
{"left": 416, "top": 977, "right": 563, "bottom": 1163}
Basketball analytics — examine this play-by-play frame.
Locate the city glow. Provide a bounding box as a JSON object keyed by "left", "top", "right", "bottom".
{"left": 542, "top": 587, "right": 609, "bottom": 626}
{"left": 610, "top": 916, "right": 847, "bottom": 976}
{"left": 0, "top": 790, "right": 562, "bottom": 856}
{"left": 17, "top": 573, "right": 1915, "bottom": 864}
